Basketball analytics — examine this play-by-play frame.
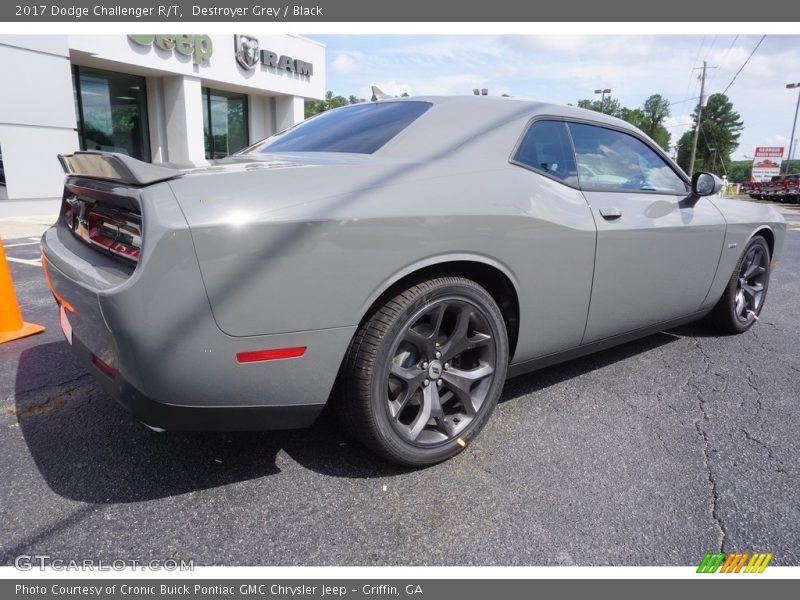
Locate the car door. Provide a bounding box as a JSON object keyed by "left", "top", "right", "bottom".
{"left": 568, "top": 121, "right": 727, "bottom": 344}
{"left": 509, "top": 119, "right": 597, "bottom": 359}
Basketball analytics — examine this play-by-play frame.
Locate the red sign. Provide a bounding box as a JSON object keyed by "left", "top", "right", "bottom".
{"left": 752, "top": 146, "right": 785, "bottom": 181}
{"left": 754, "top": 147, "right": 785, "bottom": 158}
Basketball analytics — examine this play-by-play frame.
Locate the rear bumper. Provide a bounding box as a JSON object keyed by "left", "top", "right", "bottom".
{"left": 68, "top": 334, "right": 325, "bottom": 432}
{"left": 40, "top": 194, "right": 355, "bottom": 432}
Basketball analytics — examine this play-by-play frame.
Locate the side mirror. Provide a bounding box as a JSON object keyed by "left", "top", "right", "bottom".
{"left": 692, "top": 172, "right": 723, "bottom": 196}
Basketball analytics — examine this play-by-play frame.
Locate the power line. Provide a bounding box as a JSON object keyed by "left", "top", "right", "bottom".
{"left": 664, "top": 120, "right": 694, "bottom": 129}
{"left": 700, "top": 125, "right": 728, "bottom": 176}
{"left": 721, "top": 35, "right": 766, "bottom": 96}
{"left": 668, "top": 96, "right": 700, "bottom": 106}
{"left": 704, "top": 35, "right": 719, "bottom": 64}
{"left": 708, "top": 34, "right": 739, "bottom": 89}
{"left": 682, "top": 35, "right": 707, "bottom": 101}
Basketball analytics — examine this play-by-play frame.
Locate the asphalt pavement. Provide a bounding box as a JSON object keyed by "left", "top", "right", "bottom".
{"left": 1, "top": 203, "right": 799, "bottom": 566}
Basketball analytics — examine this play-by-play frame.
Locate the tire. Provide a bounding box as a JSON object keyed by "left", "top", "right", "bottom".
{"left": 336, "top": 277, "right": 509, "bottom": 466}
{"left": 709, "top": 236, "right": 771, "bottom": 334}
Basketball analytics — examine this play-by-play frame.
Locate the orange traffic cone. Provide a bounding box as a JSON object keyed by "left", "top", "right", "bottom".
{"left": 0, "top": 237, "right": 45, "bottom": 343}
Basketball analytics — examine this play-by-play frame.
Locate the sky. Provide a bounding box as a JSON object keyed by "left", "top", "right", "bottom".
{"left": 310, "top": 34, "right": 800, "bottom": 162}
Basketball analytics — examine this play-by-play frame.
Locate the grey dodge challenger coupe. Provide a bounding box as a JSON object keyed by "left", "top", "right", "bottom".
{"left": 42, "top": 96, "right": 786, "bottom": 465}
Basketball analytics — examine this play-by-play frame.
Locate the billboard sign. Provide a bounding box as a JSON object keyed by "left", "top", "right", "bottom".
{"left": 751, "top": 146, "right": 784, "bottom": 182}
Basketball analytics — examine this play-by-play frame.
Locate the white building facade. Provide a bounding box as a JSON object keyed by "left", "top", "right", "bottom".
{"left": 0, "top": 34, "right": 326, "bottom": 200}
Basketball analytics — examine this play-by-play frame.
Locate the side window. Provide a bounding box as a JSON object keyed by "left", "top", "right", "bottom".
{"left": 568, "top": 122, "right": 687, "bottom": 194}
{"left": 513, "top": 120, "right": 578, "bottom": 186}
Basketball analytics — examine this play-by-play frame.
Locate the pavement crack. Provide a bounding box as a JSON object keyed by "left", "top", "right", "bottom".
{"left": 742, "top": 362, "right": 764, "bottom": 418}
{"left": 4, "top": 373, "right": 92, "bottom": 404}
{"left": 742, "top": 428, "right": 786, "bottom": 475}
{"left": 690, "top": 338, "right": 726, "bottom": 552}
{"left": 6, "top": 376, "right": 95, "bottom": 423}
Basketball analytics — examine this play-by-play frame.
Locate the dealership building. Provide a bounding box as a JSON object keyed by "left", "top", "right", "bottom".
{"left": 0, "top": 34, "right": 326, "bottom": 200}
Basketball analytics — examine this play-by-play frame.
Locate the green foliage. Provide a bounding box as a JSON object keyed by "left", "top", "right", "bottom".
{"left": 728, "top": 160, "right": 752, "bottom": 183}
{"left": 642, "top": 95, "right": 670, "bottom": 136}
{"left": 304, "top": 90, "right": 413, "bottom": 119}
{"left": 577, "top": 97, "right": 622, "bottom": 116}
{"left": 676, "top": 93, "right": 743, "bottom": 176}
{"left": 640, "top": 94, "right": 671, "bottom": 151}
{"left": 618, "top": 107, "right": 646, "bottom": 129}
{"left": 305, "top": 90, "right": 359, "bottom": 118}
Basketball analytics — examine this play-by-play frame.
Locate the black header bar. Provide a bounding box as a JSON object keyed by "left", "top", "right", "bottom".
{"left": 0, "top": 0, "right": 793, "bottom": 22}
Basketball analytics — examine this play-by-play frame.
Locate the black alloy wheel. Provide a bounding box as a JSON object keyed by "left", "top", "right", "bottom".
{"left": 337, "top": 277, "right": 509, "bottom": 466}
{"left": 710, "top": 235, "right": 772, "bottom": 334}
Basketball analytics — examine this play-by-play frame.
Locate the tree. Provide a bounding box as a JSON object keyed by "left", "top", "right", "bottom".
{"left": 304, "top": 90, "right": 357, "bottom": 119}
{"left": 577, "top": 97, "right": 622, "bottom": 116}
{"left": 676, "top": 93, "right": 743, "bottom": 176}
{"left": 640, "top": 94, "right": 671, "bottom": 151}
{"left": 728, "top": 160, "right": 752, "bottom": 184}
{"left": 641, "top": 95, "right": 670, "bottom": 138}
{"left": 618, "top": 107, "right": 646, "bottom": 130}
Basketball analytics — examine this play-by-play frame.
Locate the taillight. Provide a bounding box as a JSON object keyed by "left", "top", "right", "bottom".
{"left": 63, "top": 195, "right": 142, "bottom": 264}
{"left": 87, "top": 211, "right": 141, "bottom": 262}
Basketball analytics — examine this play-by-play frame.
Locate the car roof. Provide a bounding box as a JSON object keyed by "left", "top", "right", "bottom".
{"left": 377, "top": 94, "right": 644, "bottom": 134}
{"left": 363, "top": 95, "right": 653, "bottom": 160}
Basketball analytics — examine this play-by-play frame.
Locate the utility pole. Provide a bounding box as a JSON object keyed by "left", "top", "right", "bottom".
{"left": 688, "top": 62, "right": 708, "bottom": 177}
{"left": 783, "top": 83, "right": 800, "bottom": 174}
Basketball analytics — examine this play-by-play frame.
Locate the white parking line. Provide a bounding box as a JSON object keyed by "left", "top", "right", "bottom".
{"left": 3, "top": 241, "right": 41, "bottom": 248}
{"left": 5, "top": 257, "right": 42, "bottom": 267}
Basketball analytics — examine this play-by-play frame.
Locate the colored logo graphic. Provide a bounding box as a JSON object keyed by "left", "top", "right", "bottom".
{"left": 697, "top": 552, "right": 773, "bottom": 573}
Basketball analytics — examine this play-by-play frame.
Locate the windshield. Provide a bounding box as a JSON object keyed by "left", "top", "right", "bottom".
{"left": 240, "top": 101, "right": 432, "bottom": 155}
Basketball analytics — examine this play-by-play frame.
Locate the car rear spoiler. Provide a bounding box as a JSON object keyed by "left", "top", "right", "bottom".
{"left": 58, "top": 151, "right": 181, "bottom": 186}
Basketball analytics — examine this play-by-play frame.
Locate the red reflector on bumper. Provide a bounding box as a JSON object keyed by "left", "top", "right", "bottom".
{"left": 91, "top": 354, "right": 117, "bottom": 379}
{"left": 236, "top": 346, "right": 306, "bottom": 363}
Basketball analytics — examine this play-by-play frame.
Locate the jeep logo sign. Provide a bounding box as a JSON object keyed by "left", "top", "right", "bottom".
{"left": 129, "top": 34, "right": 213, "bottom": 65}
{"left": 234, "top": 35, "right": 314, "bottom": 77}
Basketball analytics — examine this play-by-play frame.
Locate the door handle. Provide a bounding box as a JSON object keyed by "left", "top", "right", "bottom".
{"left": 599, "top": 207, "right": 622, "bottom": 220}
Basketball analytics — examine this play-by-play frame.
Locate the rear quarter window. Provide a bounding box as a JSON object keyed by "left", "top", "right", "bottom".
{"left": 512, "top": 120, "right": 578, "bottom": 186}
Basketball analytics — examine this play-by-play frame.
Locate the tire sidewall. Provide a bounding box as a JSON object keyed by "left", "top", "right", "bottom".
{"left": 369, "top": 280, "right": 509, "bottom": 466}
{"left": 724, "top": 236, "right": 771, "bottom": 333}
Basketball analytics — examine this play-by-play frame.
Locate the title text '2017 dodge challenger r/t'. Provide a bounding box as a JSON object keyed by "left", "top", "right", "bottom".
{"left": 41, "top": 96, "right": 786, "bottom": 465}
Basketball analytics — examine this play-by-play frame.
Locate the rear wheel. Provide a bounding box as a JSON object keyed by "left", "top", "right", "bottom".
{"left": 709, "top": 236, "right": 771, "bottom": 334}
{"left": 337, "top": 277, "right": 508, "bottom": 466}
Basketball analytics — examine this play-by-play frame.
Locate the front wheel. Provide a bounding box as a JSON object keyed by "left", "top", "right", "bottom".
{"left": 336, "top": 277, "right": 509, "bottom": 466}
{"left": 709, "top": 236, "right": 771, "bottom": 334}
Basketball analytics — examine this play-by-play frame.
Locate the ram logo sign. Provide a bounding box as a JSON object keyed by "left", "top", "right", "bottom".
{"left": 235, "top": 34, "right": 260, "bottom": 69}
{"left": 233, "top": 35, "right": 313, "bottom": 77}
{"left": 696, "top": 552, "right": 773, "bottom": 573}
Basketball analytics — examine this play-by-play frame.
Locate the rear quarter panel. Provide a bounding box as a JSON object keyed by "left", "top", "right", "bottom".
{"left": 171, "top": 154, "right": 598, "bottom": 363}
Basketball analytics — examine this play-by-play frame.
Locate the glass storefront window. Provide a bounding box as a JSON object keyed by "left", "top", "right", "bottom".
{"left": 73, "top": 66, "right": 150, "bottom": 162}
{"left": 203, "top": 88, "right": 249, "bottom": 159}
